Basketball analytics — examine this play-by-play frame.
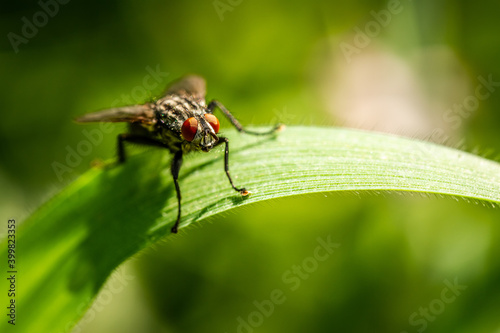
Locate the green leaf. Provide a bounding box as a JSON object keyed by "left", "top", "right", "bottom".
{"left": 1, "top": 126, "right": 499, "bottom": 332}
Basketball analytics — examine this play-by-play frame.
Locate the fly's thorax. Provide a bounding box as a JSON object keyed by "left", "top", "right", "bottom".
{"left": 155, "top": 94, "right": 205, "bottom": 131}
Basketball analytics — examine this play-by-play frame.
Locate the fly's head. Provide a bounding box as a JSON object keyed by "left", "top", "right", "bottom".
{"left": 180, "top": 113, "right": 220, "bottom": 152}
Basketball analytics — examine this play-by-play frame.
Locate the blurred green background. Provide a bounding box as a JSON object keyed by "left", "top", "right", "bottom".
{"left": 1, "top": 0, "right": 500, "bottom": 332}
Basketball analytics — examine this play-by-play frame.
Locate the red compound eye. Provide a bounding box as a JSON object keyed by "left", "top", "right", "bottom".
{"left": 181, "top": 117, "right": 198, "bottom": 141}
{"left": 205, "top": 114, "right": 220, "bottom": 133}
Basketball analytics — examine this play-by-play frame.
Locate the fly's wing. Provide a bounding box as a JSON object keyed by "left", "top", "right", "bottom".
{"left": 75, "top": 104, "right": 155, "bottom": 124}
{"left": 164, "top": 75, "right": 206, "bottom": 102}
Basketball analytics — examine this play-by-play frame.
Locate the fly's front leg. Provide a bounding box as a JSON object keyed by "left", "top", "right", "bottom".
{"left": 170, "top": 150, "right": 183, "bottom": 234}
{"left": 207, "top": 100, "right": 283, "bottom": 135}
{"left": 117, "top": 133, "right": 183, "bottom": 233}
{"left": 216, "top": 136, "right": 249, "bottom": 196}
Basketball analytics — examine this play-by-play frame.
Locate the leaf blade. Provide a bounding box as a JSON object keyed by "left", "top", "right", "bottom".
{"left": 1, "top": 126, "right": 499, "bottom": 332}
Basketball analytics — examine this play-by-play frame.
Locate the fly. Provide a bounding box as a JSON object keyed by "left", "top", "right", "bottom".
{"left": 76, "top": 75, "right": 283, "bottom": 233}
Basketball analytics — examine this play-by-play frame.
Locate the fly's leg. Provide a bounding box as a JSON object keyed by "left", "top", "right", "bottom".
{"left": 207, "top": 100, "right": 283, "bottom": 135}
{"left": 170, "top": 150, "right": 183, "bottom": 233}
{"left": 215, "top": 136, "right": 249, "bottom": 196}
{"left": 207, "top": 100, "right": 282, "bottom": 197}
{"left": 117, "top": 133, "right": 168, "bottom": 163}
{"left": 117, "top": 134, "right": 184, "bottom": 234}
